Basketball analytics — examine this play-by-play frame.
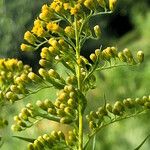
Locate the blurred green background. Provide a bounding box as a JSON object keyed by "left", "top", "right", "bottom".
{"left": 0, "top": 0, "right": 150, "bottom": 149}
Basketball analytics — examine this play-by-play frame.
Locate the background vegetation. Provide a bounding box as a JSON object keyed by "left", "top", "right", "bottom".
{"left": 0, "top": 0, "right": 150, "bottom": 149}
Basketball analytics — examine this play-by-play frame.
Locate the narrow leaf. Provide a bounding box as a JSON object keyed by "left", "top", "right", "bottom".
{"left": 92, "top": 135, "right": 96, "bottom": 150}
{"left": 134, "top": 134, "right": 150, "bottom": 150}
{"left": 12, "top": 136, "right": 35, "bottom": 143}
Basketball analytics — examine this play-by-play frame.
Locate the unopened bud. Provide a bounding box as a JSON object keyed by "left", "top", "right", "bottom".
{"left": 109, "top": 0, "right": 117, "bottom": 11}
{"left": 137, "top": 51, "right": 144, "bottom": 63}
{"left": 94, "top": 25, "right": 101, "bottom": 38}
{"left": 90, "top": 53, "right": 97, "bottom": 62}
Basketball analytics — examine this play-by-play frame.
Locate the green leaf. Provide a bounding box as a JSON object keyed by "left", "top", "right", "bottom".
{"left": 0, "top": 136, "right": 4, "bottom": 148}
{"left": 134, "top": 134, "right": 150, "bottom": 150}
{"left": 92, "top": 135, "right": 96, "bottom": 150}
{"left": 12, "top": 136, "right": 35, "bottom": 143}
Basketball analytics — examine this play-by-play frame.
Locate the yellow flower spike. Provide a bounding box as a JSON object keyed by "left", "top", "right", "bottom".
{"left": 97, "top": 0, "right": 106, "bottom": 8}
{"left": 109, "top": 0, "right": 117, "bottom": 11}
{"left": 64, "top": 26, "right": 75, "bottom": 39}
{"left": 24, "top": 31, "right": 37, "bottom": 45}
{"left": 20, "top": 44, "right": 35, "bottom": 51}
{"left": 47, "top": 22, "right": 61, "bottom": 33}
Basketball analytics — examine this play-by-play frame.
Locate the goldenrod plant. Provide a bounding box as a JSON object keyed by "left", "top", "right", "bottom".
{"left": 0, "top": 0, "right": 149, "bottom": 149}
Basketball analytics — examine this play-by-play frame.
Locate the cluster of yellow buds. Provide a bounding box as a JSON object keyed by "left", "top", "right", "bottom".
{"left": 11, "top": 103, "right": 35, "bottom": 131}
{"left": 39, "top": 4, "right": 55, "bottom": 22}
{"left": 27, "top": 130, "right": 78, "bottom": 150}
{"left": 55, "top": 85, "right": 78, "bottom": 124}
{"left": 89, "top": 47, "right": 144, "bottom": 65}
{"left": 20, "top": 0, "right": 117, "bottom": 55}
{"left": 12, "top": 85, "right": 79, "bottom": 132}
{"left": 0, "top": 59, "right": 32, "bottom": 103}
{"left": 86, "top": 95, "right": 150, "bottom": 130}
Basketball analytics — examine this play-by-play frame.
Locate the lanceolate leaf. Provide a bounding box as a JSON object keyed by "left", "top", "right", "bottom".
{"left": 12, "top": 136, "right": 35, "bottom": 143}
{"left": 134, "top": 134, "right": 150, "bottom": 150}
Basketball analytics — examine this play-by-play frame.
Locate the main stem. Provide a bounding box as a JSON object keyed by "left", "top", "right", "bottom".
{"left": 75, "top": 18, "right": 83, "bottom": 150}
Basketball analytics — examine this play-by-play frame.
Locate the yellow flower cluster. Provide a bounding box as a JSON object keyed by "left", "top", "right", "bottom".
{"left": 47, "top": 22, "right": 62, "bottom": 33}
{"left": 31, "top": 19, "right": 48, "bottom": 37}
{"left": 0, "top": 59, "right": 32, "bottom": 103}
{"left": 39, "top": 4, "right": 54, "bottom": 22}
{"left": 20, "top": 0, "right": 117, "bottom": 61}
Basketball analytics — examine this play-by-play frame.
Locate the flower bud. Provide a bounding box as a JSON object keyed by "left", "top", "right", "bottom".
{"left": 47, "top": 108, "right": 56, "bottom": 115}
{"left": 24, "top": 31, "right": 37, "bottom": 45}
{"left": 19, "top": 112, "right": 28, "bottom": 121}
{"left": 114, "top": 101, "right": 124, "bottom": 112}
{"left": 97, "top": 0, "right": 106, "bottom": 8}
{"left": 67, "top": 98, "right": 76, "bottom": 107}
{"left": 51, "top": 131, "right": 59, "bottom": 140}
{"left": 21, "top": 44, "right": 35, "bottom": 51}
{"left": 64, "top": 107, "right": 74, "bottom": 115}
{"left": 14, "top": 115, "right": 21, "bottom": 122}
{"left": 48, "top": 69, "right": 60, "bottom": 79}
{"left": 95, "top": 49, "right": 101, "bottom": 57}
{"left": 28, "top": 143, "right": 35, "bottom": 150}
{"left": 123, "top": 48, "right": 133, "bottom": 58}
{"left": 90, "top": 53, "right": 97, "bottom": 62}
{"left": 44, "top": 99, "right": 54, "bottom": 108}
{"left": 144, "top": 102, "right": 150, "bottom": 109}
{"left": 98, "top": 106, "right": 107, "bottom": 116}
{"left": 137, "top": 51, "right": 144, "bottom": 63}
{"left": 64, "top": 26, "right": 75, "bottom": 39}
{"left": 60, "top": 117, "right": 72, "bottom": 124}
{"left": 11, "top": 124, "right": 22, "bottom": 131}
{"left": 89, "top": 121, "right": 96, "bottom": 129}
{"left": 34, "top": 140, "right": 44, "bottom": 149}
{"left": 57, "top": 109, "right": 66, "bottom": 117}
{"left": 59, "top": 103, "right": 66, "bottom": 109}
{"left": 26, "top": 103, "right": 33, "bottom": 109}
{"left": 111, "top": 47, "right": 118, "bottom": 57}
{"left": 54, "top": 99, "right": 61, "bottom": 107}
{"left": 94, "top": 25, "right": 101, "bottom": 38}
{"left": 39, "top": 68, "right": 48, "bottom": 78}
{"left": 17, "top": 120, "right": 27, "bottom": 127}
{"left": 42, "top": 134, "right": 52, "bottom": 145}
{"left": 58, "top": 92, "right": 68, "bottom": 101}
{"left": 123, "top": 98, "right": 135, "bottom": 108}
{"left": 106, "top": 103, "right": 112, "bottom": 112}
{"left": 118, "top": 52, "right": 127, "bottom": 62}
{"left": 28, "top": 72, "right": 41, "bottom": 82}
{"left": 58, "top": 131, "right": 65, "bottom": 140}
{"left": 84, "top": 0, "right": 94, "bottom": 10}
{"left": 90, "top": 111, "right": 98, "bottom": 119}
{"left": 36, "top": 100, "right": 47, "bottom": 111}
{"left": 109, "top": 0, "right": 117, "bottom": 11}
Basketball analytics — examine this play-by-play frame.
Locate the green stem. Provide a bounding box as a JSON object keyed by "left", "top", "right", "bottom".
{"left": 75, "top": 17, "right": 83, "bottom": 150}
